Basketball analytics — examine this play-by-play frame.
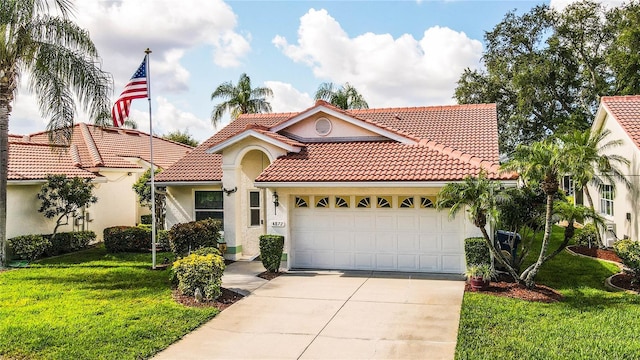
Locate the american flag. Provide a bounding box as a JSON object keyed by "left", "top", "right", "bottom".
{"left": 111, "top": 58, "right": 148, "bottom": 127}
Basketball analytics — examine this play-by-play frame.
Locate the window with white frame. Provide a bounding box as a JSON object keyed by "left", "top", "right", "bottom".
{"left": 562, "top": 175, "right": 574, "bottom": 196}
{"left": 600, "top": 185, "right": 614, "bottom": 216}
{"left": 194, "top": 191, "right": 223, "bottom": 222}
{"left": 249, "top": 191, "right": 261, "bottom": 226}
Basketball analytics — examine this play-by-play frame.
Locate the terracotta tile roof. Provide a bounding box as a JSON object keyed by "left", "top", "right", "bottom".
{"left": 8, "top": 141, "right": 96, "bottom": 180}
{"left": 601, "top": 96, "right": 640, "bottom": 151}
{"left": 9, "top": 124, "right": 192, "bottom": 181}
{"left": 157, "top": 102, "right": 504, "bottom": 183}
{"left": 28, "top": 123, "right": 192, "bottom": 170}
{"left": 255, "top": 142, "right": 513, "bottom": 183}
{"left": 156, "top": 114, "right": 292, "bottom": 182}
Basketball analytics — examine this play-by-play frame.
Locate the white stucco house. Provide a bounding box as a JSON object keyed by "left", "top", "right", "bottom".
{"left": 156, "top": 100, "right": 516, "bottom": 274}
{"left": 8, "top": 123, "right": 192, "bottom": 240}
{"left": 588, "top": 96, "right": 640, "bottom": 244}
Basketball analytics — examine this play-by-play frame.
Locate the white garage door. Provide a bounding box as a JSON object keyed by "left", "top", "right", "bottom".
{"left": 291, "top": 195, "right": 465, "bottom": 273}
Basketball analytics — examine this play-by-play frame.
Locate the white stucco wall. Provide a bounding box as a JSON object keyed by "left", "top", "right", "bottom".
{"left": 587, "top": 113, "right": 640, "bottom": 242}
{"left": 164, "top": 184, "right": 223, "bottom": 229}
{"left": 7, "top": 169, "right": 143, "bottom": 241}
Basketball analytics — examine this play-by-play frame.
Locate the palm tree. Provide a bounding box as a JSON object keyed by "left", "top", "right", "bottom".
{"left": 210, "top": 73, "right": 273, "bottom": 125}
{"left": 501, "top": 139, "right": 570, "bottom": 287}
{"left": 314, "top": 82, "right": 369, "bottom": 110}
{"left": 560, "top": 125, "right": 630, "bottom": 246}
{"left": 552, "top": 200, "right": 604, "bottom": 256}
{"left": 436, "top": 171, "right": 520, "bottom": 281}
{"left": 0, "top": 0, "right": 111, "bottom": 268}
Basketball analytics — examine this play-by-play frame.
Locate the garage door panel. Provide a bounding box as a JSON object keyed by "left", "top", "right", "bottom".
{"left": 397, "top": 234, "right": 419, "bottom": 252}
{"left": 292, "top": 195, "right": 465, "bottom": 274}
{"left": 354, "top": 253, "right": 374, "bottom": 269}
{"left": 419, "top": 255, "right": 440, "bottom": 271}
{"left": 441, "top": 255, "right": 465, "bottom": 272}
{"left": 376, "top": 233, "right": 396, "bottom": 252}
{"left": 419, "top": 233, "right": 439, "bottom": 251}
{"left": 354, "top": 214, "right": 374, "bottom": 229}
{"left": 397, "top": 254, "right": 418, "bottom": 271}
{"left": 375, "top": 253, "right": 396, "bottom": 270}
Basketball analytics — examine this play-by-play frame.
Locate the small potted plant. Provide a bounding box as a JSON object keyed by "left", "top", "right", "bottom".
{"left": 465, "top": 263, "right": 494, "bottom": 291}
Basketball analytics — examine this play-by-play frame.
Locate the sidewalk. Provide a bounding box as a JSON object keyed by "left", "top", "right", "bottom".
{"left": 221, "top": 260, "right": 269, "bottom": 296}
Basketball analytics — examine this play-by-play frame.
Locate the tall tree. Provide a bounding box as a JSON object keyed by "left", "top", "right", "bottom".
{"left": 210, "top": 73, "right": 273, "bottom": 126}
{"left": 163, "top": 129, "right": 198, "bottom": 147}
{"left": 455, "top": 1, "right": 640, "bottom": 154}
{"left": 314, "top": 82, "right": 369, "bottom": 110}
{"left": 0, "top": 0, "right": 111, "bottom": 267}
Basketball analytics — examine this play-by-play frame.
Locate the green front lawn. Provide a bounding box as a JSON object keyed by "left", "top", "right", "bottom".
{"left": 456, "top": 226, "right": 640, "bottom": 359}
{"left": 0, "top": 246, "right": 218, "bottom": 360}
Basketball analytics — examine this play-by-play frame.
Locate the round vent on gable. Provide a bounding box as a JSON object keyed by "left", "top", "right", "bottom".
{"left": 314, "top": 117, "right": 332, "bottom": 136}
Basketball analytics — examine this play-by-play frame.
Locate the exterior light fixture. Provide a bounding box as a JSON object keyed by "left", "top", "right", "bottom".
{"left": 272, "top": 191, "right": 279, "bottom": 214}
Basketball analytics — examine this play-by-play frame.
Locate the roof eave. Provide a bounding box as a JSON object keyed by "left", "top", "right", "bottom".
{"left": 205, "top": 130, "right": 302, "bottom": 154}
{"left": 255, "top": 179, "right": 519, "bottom": 188}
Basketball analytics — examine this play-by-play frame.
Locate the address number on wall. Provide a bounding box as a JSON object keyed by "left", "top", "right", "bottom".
{"left": 271, "top": 221, "right": 286, "bottom": 228}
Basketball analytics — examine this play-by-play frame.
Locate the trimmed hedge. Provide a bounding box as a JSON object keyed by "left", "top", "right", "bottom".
{"left": 7, "top": 235, "right": 51, "bottom": 260}
{"left": 104, "top": 226, "right": 150, "bottom": 252}
{"left": 259, "top": 234, "right": 284, "bottom": 272}
{"left": 464, "top": 237, "right": 491, "bottom": 267}
{"left": 172, "top": 253, "right": 226, "bottom": 300}
{"left": 168, "top": 219, "right": 222, "bottom": 257}
{"left": 613, "top": 239, "right": 640, "bottom": 282}
{"left": 46, "top": 231, "right": 95, "bottom": 256}
{"left": 192, "top": 246, "right": 223, "bottom": 257}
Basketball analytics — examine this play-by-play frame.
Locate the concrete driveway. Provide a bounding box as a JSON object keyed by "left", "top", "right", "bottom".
{"left": 154, "top": 270, "right": 465, "bottom": 360}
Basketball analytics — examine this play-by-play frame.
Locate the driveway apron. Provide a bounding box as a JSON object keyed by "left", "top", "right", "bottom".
{"left": 153, "top": 271, "right": 465, "bottom": 360}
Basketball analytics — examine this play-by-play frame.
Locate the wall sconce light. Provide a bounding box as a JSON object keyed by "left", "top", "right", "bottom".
{"left": 222, "top": 187, "right": 237, "bottom": 196}
{"left": 272, "top": 191, "right": 279, "bottom": 214}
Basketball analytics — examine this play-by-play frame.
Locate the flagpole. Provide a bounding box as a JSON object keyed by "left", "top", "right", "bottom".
{"left": 145, "top": 48, "right": 157, "bottom": 270}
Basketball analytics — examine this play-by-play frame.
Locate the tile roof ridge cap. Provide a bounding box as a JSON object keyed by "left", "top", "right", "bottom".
{"left": 70, "top": 144, "right": 82, "bottom": 167}
{"left": 419, "top": 139, "right": 500, "bottom": 169}
{"left": 350, "top": 103, "right": 496, "bottom": 113}
{"left": 79, "top": 122, "right": 104, "bottom": 167}
{"left": 602, "top": 95, "right": 640, "bottom": 102}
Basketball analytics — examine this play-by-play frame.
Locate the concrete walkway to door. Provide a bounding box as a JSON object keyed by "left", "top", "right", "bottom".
{"left": 154, "top": 269, "right": 465, "bottom": 360}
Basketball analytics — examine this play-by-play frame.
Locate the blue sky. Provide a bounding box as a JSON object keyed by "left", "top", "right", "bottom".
{"left": 10, "top": 0, "right": 616, "bottom": 142}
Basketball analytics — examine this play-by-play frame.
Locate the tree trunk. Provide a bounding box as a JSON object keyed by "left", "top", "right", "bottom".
{"left": 522, "top": 193, "right": 555, "bottom": 288}
{"left": 0, "top": 99, "right": 7, "bottom": 268}
{"left": 479, "top": 226, "right": 521, "bottom": 282}
{"left": 583, "top": 186, "right": 604, "bottom": 247}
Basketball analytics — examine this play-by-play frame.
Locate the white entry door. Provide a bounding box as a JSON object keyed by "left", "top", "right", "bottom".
{"left": 291, "top": 195, "right": 466, "bottom": 273}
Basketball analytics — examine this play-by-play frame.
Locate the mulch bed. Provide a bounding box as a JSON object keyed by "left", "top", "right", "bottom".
{"left": 610, "top": 273, "right": 640, "bottom": 293}
{"left": 257, "top": 270, "right": 285, "bottom": 280}
{"left": 172, "top": 288, "right": 244, "bottom": 310}
{"left": 465, "top": 273, "right": 564, "bottom": 303}
{"left": 568, "top": 245, "right": 622, "bottom": 263}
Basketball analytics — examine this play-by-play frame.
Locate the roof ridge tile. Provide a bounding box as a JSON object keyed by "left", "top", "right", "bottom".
{"left": 79, "top": 123, "right": 104, "bottom": 167}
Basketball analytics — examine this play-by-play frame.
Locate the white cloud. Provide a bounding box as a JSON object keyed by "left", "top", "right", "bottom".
{"left": 264, "top": 81, "right": 314, "bottom": 113}
{"left": 130, "top": 97, "right": 214, "bottom": 142}
{"left": 73, "top": 0, "right": 250, "bottom": 92}
{"left": 549, "top": 0, "right": 625, "bottom": 11}
{"left": 273, "top": 9, "right": 483, "bottom": 107}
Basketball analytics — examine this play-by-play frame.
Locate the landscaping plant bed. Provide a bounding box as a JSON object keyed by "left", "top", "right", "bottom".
{"left": 257, "top": 270, "right": 285, "bottom": 280}
{"left": 568, "top": 245, "right": 622, "bottom": 263}
{"left": 609, "top": 273, "right": 640, "bottom": 293}
{"left": 172, "top": 288, "right": 244, "bottom": 310}
{"left": 465, "top": 274, "right": 563, "bottom": 303}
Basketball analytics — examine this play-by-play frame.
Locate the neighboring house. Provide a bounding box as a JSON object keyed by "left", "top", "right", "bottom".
{"left": 8, "top": 123, "right": 192, "bottom": 240}
{"left": 157, "top": 100, "right": 516, "bottom": 274}
{"left": 588, "top": 96, "right": 640, "bottom": 244}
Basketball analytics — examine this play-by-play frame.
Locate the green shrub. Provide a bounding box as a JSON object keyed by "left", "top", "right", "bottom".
{"left": 574, "top": 223, "right": 598, "bottom": 248}
{"left": 259, "top": 234, "right": 284, "bottom": 272}
{"left": 613, "top": 239, "right": 640, "bottom": 283}
{"left": 157, "top": 230, "right": 169, "bottom": 250}
{"left": 7, "top": 235, "right": 51, "bottom": 260}
{"left": 168, "top": 219, "right": 222, "bottom": 257}
{"left": 46, "top": 231, "right": 95, "bottom": 256}
{"left": 172, "top": 253, "right": 226, "bottom": 300}
{"left": 192, "top": 246, "right": 223, "bottom": 257}
{"left": 140, "top": 214, "right": 152, "bottom": 225}
{"left": 464, "top": 237, "right": 491, "bottom": 267}
{"left": 104, "top": 226, "right": 150, "bottom": 252}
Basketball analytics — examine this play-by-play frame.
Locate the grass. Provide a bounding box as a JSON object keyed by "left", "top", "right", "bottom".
{"left": 455, "top": 226, "right": 640, "bottom": 359}
{"left": 0, "top": 246, "right": 219, "bottom": 360}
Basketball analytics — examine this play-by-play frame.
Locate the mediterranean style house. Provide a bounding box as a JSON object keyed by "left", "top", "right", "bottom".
{"left": 588, "top": 96, "right": 640, "bottom": 245}
{"left": 8, "top": 123, "right": 192, "bottom": 240}
{"left": 156, "top": 100, "right": 516, "bottom": 274}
